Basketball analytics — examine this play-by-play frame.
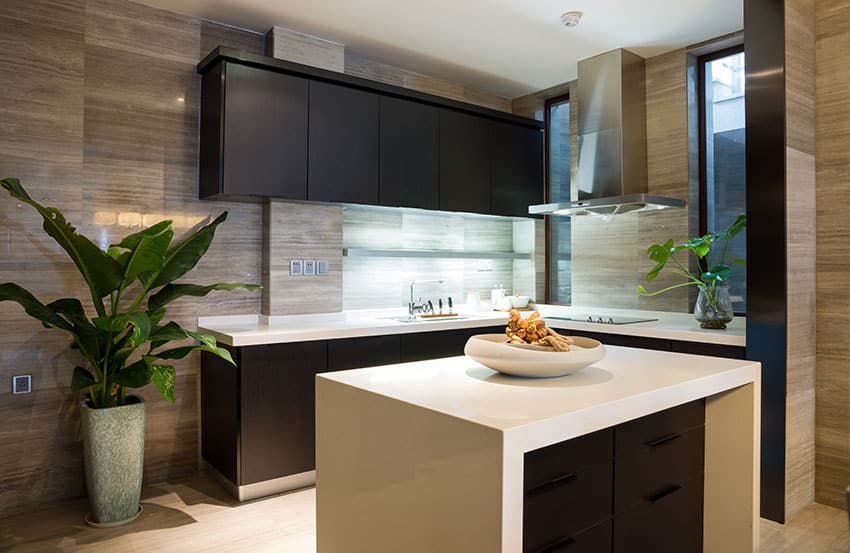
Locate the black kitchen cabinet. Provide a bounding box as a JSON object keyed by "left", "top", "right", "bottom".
{"left": 672, "top": 340, "right": 746, "bottom": 359}
{"left": 308, "top": 81, "right": 380, "bottom": 204}
{"left": 328, "top": 335, "right": 401, "bottom": 370}
{"left": 562, "top": 327, "right": 746, "bottom": 360}
{"left": 379, "top": 97, "right": 439, "bottom": 210}
{"left": 523, "top": 401, "right": 706, "bottom": 553}
{"left": 439, "top": 109, "right": 492, "bottom": 214}
{"left": 199, "top": 61, "right": 309, "bottom": 199}
{"left": 491, "top": 122, "right": 544, "bottom": 218}
{"left": 400, "top": 325, "right": 504, "bottom": 362}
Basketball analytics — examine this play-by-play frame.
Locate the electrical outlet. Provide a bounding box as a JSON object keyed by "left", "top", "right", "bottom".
{"left": 290, "top": 259, "right": 303, "bottom": 276}
{"left": 316, "top": 259, "right": 329, "bottom": 276}
{"left": 12, "top": 375, "right": 32, "bottom": 395}
{"left": 303, "top": 260, "right": 316, "bottom": 276}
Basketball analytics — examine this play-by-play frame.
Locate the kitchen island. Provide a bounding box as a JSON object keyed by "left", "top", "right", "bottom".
{"left": 316, "top": 346, "right": 760, "bottom": 553}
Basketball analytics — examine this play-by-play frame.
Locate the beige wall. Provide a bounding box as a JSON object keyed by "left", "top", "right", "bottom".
{"left": 0, "top": 0, "right": 266, "bottom": 516}
{"left": 815, "top": 0, "right": 850, "bottom": 511}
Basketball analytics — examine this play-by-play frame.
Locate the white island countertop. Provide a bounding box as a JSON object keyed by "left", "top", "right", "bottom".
{"left": 316, "top": 346, "right": 761, "bottom": 553}
{"left": 319, "top": 345, "right": 758, "bottom": 449}
{"left": 198, "top": 304, "right": 746, "bottom": 348}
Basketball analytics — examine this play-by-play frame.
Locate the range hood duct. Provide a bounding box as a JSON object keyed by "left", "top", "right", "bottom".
{"left": 529, "top": 49, "right": 686, "bottom": 217}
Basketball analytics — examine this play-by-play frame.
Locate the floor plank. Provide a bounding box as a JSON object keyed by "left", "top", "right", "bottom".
{"left": 1, "top": 475, "right": 847, "bottom": 552}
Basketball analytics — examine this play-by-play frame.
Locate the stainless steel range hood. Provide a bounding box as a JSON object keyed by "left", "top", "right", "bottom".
{"left": 529, "top": 49, "right": 686, "bottom": 217}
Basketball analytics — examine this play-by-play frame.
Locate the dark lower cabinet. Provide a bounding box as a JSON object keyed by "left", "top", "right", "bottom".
{"left": 379, "top": 96, "right": 439, "bottom": 210}
{"left": 328, "top": 335, "right": 401, "bottom": 370}
{"left": 439, "top": 108, "right": 492, "bottom": 214}
{"left": 563, "top": 328, "right": 745, "bottom": 360}
{"left": 308, "top": 81, "right": 380, "bottom": 204}
{"left": 400, "top": 326, "right": 504, "bottom": 362}
{"left": 523, "top": 401, "right": 706, "bottom": 553}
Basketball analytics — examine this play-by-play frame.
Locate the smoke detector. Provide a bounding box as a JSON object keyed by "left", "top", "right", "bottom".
{"left": 561, "top": 11, "right": 583, "bottom": 28}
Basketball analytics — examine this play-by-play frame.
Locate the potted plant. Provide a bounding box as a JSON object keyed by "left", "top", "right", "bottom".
{"left": 0, "top": 178, "right": 260, "bottom": 526}
{"left": 638, "top": 214, "right": 746, "bottom": 329}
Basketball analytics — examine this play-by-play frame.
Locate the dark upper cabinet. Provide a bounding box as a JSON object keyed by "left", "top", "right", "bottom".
{"left": 379, "top": 97, "right": 439, "bottom": 210}
{"left": 308, "top": 81, "right": 380, "bottom": 204}
{"left": 439, "top": 109, "right": 492, "bottom": 214}
{"left": 491, "top": 122, "right": 544, "bottom": 218}
{"left": 200, "top": 61, "right": 309, "bottom": 199}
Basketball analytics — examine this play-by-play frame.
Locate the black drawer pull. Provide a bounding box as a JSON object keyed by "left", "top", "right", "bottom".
{"left": 646, "top": 433, "right": 682, "bottom": 448}
{"left": 647, "top": 484, "right": 683, "bottom": 504}
{"left": 534, "top": 535, "right": 576, "bottom": 553}
{"left": 527, "top": 472, "right": 578, "bottom": 497}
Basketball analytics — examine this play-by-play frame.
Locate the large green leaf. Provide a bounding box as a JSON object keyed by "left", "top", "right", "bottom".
{"left": 48, "top": 298, "right": 102, "bottom": 366}
{"left": 146, "top": 212, "right": 228, "bottom": 289}
{"left": 0, "top": 283, "right": 72, "bottom": 331}
{"left": 1, "top": 178, "right": 123, "bottom": 308}
{"left": 148, "top": 282, "right": 262, "bottom": 312}
{"left": 116, "top": 220, "right": 173, "bottom": 250}
{"left": 150, "top": 364, "right": 176, "bottom": 403}
{"left": 71, "top": 366, "right": 96, "bottom": 392}
{"left": 717, "top": 214, "right": 747, "bottom": 241}
{"left": 121, "top": 225, "right": 174, "bottom": 286}
{"left": 701, "top": 264, "right": 732, "bottom": 283}
{"left": 673, "top": 235, "right": 713, "bottom": 259}
{"left": 148, "top": 321, "right": 190, "bottom": 351}
{"left": 112, "top": 359, "right": 150, "bottom": 388}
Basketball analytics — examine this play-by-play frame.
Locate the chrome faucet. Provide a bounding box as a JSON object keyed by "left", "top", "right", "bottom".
{"left": 409, "top": 279, "right": 445, "bottom": 320}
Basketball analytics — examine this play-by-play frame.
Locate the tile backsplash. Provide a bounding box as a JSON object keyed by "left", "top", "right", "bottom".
{"left": 342, "top": 205, "right": 539, "bottom": 310}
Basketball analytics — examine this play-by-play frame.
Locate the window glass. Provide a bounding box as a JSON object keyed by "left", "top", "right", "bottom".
{"left": 547, "top": 97, "right": 571, "bottom": 304}
{"left": 703, "top": 51, "right": 746, "bottom": 312}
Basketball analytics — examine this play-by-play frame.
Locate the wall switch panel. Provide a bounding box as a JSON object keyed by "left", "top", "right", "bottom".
{"left": 12, "top": 375, "right": 32, "bottom": 395}
{"left": 290, "top": 259, "right": 303, "bottom": 276}
{"left": 317, "top": 259, "right": 329, "bottom": 276}
{"left": 303, "top": 260, "right": 316, "bottom": 276}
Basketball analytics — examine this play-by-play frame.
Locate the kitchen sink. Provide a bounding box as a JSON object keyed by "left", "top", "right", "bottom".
{"left": 381, "top": 315, "right": 475, "bottom": 323}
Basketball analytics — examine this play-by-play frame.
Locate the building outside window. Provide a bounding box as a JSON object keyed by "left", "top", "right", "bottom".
{"left": 546, "top": 95, "right": 571, "bottom": 304}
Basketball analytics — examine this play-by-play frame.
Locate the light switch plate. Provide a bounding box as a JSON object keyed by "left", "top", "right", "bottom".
{"left": 12, "top": 375, "right": 32, "bottom": 395}
{"left": 303, "top": 260, "right": 316, "bottom": 276}
{"left": 290, "top": 259, "right": 303, "bottom": 276}
{"left": 316, "top": 259, "right": 329, "bottom": 276}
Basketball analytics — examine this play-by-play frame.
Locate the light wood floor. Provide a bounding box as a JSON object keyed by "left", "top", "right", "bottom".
{"left": 0, "top": 475, "right": 847, "bottom": 552}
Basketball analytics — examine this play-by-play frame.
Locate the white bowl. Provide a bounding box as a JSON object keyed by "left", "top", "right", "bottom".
{"left": 509, "top": 295, "right": 530, "bottom": 308}
{"left": 464, "top": 334, "right": 605, "bottom": 378}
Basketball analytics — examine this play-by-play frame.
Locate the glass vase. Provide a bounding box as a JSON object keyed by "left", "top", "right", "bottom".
{"left": 694, "top": 283, "right": 734, "bottom": 329}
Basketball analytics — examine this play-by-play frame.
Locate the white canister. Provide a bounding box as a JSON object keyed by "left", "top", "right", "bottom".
{"left": 466, "top": 293, "right": 481, "bottom": 312}
{"left": 490, "top": 285, "right": 504, "bottom": 307}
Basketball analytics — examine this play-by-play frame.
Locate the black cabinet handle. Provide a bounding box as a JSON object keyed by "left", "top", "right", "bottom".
{"left": 534, "top": 535, "right": 576, "bottom": 553}
{"left": 527, "top": 472, "right": 578, "bottom": 497}
{"left": 647, "top": 484, "right": 683, "bottom": 504}
{"left": 645, "top": 433, "right": 682, "bottom": 448}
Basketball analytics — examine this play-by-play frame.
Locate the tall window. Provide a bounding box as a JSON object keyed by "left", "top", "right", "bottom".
{"left": 546, "top": 95, "right": 571, "bottom": 304}
{"left": 700, "top": 48, "right": 746, "bottom": 312}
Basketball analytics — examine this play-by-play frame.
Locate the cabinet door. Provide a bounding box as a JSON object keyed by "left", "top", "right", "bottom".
{"left": 439, "top": 109, "right": 491, "bottom": 214}
{"left": 239, "top": 341, "right": 327, "bottom": 484}
{"left": 671, "top": 340, "right": 746, "bottom": 359}
{"left": 328, "top": 335, "right": 401, "bottom": 370}
{"left": 491, "top": 122, "right": 544, "bottom": 218}
{"left": 400, "top": 326, "right": 504, "bottom": 362}
{"left": 308, "top": 81, "right": 379, "bottom": 204}
{"left": 217, "top": 62, "right": 309, "bottom": 199}
{"left": 379, "top": 97, "right": 439, "bottom": 210}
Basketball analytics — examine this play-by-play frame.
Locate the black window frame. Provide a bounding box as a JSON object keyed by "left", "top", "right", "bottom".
{"left": 544, "top": 92, "right": 571, "bottom": 305}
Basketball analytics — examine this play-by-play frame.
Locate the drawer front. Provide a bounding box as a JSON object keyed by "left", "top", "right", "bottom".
{"left": 615, "top": 399, "right": 704, "bottom": 454}
{"left": 614, "top": 426, "right": 705, "bottom": 513}
{"left": 327, "top": 335, "right": 401, "bottom": 370}
{"left": 613, "top": 477, "right": 703, "bottom": 553}
{"left": 525, "top": 429, "right": 614, "bottom": 491}
{"left": 524, "top": 462, "right": 613, "bottom": 553}
{"left": 527, "top": 520, "right": 612, "bottom": 553}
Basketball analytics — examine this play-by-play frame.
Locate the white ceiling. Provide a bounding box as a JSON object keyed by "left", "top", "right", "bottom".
{"left": 139, "top": 0, "right": 743, "bottom": 98}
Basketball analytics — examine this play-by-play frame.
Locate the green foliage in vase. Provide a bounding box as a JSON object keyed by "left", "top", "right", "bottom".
{"left": 638, "top": 213, "right": 746, "bottom": 298}
{"left": 0, "top": 178, "right": 261, "bottom": 408}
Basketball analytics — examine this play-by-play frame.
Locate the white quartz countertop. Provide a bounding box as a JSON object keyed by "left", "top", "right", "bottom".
{"left": 198, "top": 304, "right": 746, "bottom": 348}
{"left": 318, "top": 347, "right": 760, "bottom": 449}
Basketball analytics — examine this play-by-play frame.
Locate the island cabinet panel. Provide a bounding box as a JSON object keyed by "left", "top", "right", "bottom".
{"left": 439, "top": 109, "right": 492, "bottom": 214}
{"left": 327, "top": 335, "right": 401, "bottom": 370}
{"left": 671, "top": 340, "right": 746, "bottom": 359}
{"left": 200, "top": 61, "right": 309, "bottom": 199}
{"left": 379, "top": 97, "right": 440, "bottom": 210}
{"left": 522, "top": 401, "right": 706, "bottom": 553}
{"left": 308, "top": 81, "right": 380, "bottom": 204}
{"left": 240, "top": 341, "right": 328, "bottom": 485}
{"left": 491, "top": 122, "right": 544, "bottom": 218}
{"left": 201, "top": 347, "right": 240, "bottom": 484}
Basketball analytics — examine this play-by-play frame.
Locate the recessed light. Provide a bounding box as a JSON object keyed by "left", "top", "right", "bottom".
{"left": 561, "top": 11, "right": 583, "bottom": 28}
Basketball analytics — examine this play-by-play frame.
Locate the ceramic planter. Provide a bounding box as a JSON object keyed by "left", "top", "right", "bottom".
{"left": 80, "top": 396, "right": 145, "bottom": 526}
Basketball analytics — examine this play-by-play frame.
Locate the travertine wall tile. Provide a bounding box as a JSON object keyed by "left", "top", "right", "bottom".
{"left": 265, "top": 25, "right": 344, "bottom": 72}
